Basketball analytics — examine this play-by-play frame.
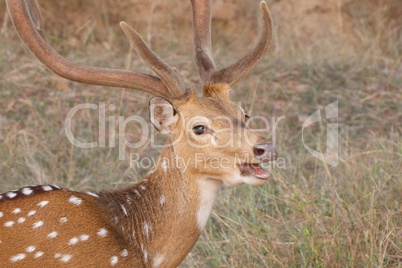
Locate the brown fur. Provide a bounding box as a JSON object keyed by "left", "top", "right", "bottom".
{"left": 202, "top": 83, "right": 231, "bottom": 99}
{"left": 4, "top": 0, "right": 275, "bottom": 265}
{"left": 0, "top": 84, "right": 273, "bottom": 267}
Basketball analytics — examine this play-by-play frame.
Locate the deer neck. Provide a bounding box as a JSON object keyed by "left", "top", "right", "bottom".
{"left": 98, "top": 143, "right": 222, "bottom": 266}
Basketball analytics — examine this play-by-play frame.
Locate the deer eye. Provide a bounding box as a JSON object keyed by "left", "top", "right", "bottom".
{"left": 193, "top": 125, "right": 207, "bottom": 135}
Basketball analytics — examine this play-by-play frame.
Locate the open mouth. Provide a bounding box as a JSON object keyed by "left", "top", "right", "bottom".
{"left": 240, "top": 163, "right": 270, "bottom": 180}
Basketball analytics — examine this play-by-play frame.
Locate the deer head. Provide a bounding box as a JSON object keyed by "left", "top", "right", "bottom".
{"left": 148, "top": 85, "right": 277, "bottom": 188}
{"left": 120, "top": 0, "right": 276, "bottom": 187}
{"left": 2, "top": 0, "right": 277, "bottom": 266}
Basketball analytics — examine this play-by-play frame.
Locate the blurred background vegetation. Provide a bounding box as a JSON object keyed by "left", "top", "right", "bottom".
{"left": 0, "top": 0, "right": 401, "bottom": 267}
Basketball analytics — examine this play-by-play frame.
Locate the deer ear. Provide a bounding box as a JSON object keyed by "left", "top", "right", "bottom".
{"left": 149, "top": 97, "right": 179, "bottom": 135}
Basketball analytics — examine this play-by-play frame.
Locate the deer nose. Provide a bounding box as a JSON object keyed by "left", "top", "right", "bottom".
{"left": 253, "top": 143, "right": 278, "bottom": 161}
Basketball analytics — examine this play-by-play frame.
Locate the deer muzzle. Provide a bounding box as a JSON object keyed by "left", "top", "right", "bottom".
{"left": 253, "top": 143, "right": 278, "bottom": 162}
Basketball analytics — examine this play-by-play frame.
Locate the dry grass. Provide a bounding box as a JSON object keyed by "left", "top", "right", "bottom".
{"left": 1, "top": 0, "right": 401, "bottom": 267}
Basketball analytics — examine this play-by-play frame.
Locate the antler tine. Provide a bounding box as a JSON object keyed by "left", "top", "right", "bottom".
{"left": 191, "top": 1, "right": 273, "bottom": 87}
{"left": 6, "top": 0, "right": 174, "bottom": 99}
{"left": 120, "top": 22, "right": 186, "bottom": 98}
{"left": 190, "top": 0, "right": 217, "bottom": 85}
{"left": 211, "top": 2, "right": 273, "bottom": 86}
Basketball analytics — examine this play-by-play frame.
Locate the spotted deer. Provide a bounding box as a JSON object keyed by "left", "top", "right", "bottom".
{"left": 1, "top": 0, "right": 277, "bottom": 267}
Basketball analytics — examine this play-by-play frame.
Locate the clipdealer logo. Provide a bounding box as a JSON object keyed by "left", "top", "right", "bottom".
{"left": 302, "top": 101, "right": 339, "bottom": 167}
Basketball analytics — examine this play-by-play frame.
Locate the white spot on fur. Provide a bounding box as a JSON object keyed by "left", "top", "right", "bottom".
{"left": 61, "top": 254, "right": 72, "bottom": 263}
{"left": 22, "top": 188, "right": 33, "bottom": 195}
{"left": 48, "top": 231, "right": 58, "bottom": 239}
{"left": 86, "top": 192, "right": 99, "bottom": 198}
{"left": 0, "top": 211, "right": 3, "bottom": 217}
{"left": 12, "top": 208, "right": 21, "bottom": 214}
{"left": 143, "top": 222, "right": 151, "bottom": 238}
{"left": 34, "top": 251, "right": 44, "bottom": 258}
{"left": 33, "top": 221, "right": 44, "bottom": 229}
{"left": 160, "top": 195, "right": 165, "bottom": 206}
{"left": 121, "top": 249, "right": 128, "bottom": 257}
{"left": 38, "top": 201, "right": 49, "bottom": 208}
{"left": 68, "top": 237, "right": 79, "bottom": 245}
{"left": 140, "top": 185, "right": 146, "bottom": 191}
{"left": 110, "top": 256, "right": 118, "bottom": 266}
{"left": 197, "top": 180, "right": 222, "bottom": 230}
{"left": 6, "top": 192, "right": 17, "bottom": 199}
{"left": 42, "top": 185, "right": 53, "bottom": 191}
{"left": 69, "top": 195, "right": 82, "bottom": 206}
{"left": 80, "top": 234, "right": 89, "bottom": 241}
{"left": 27, "top": 210, "right": 36, "bottom": 217}
{"left": 121, "top": 204, "right": 128, "bottom": 216}
{"left": 54, "top": 253, "right": 73, "bottom": 263}
{"left": 97, "top": 228, "right": 108, "bottom": 237}
{"left": 10, "top": 253, "right": 26, "bottom": 262}
{"left": 18, "top": 217, "right": 26, "bottom": 223}
{"left": 134, "top": 190, "right": 140, "bottom": 197}
{"left": 162, "top": 160, "right": 168, "bottom": 172}
{"left": 60, "top": 217, "right": 68, "bottom": 223}
{"left": 153, "top": 253, "right": 165, "bottom": 268}
{"left": 4, "top": 221, "right": 15, "bottom": 227}
{"left": 26, "top": 246, "right": 36, "bottom": 253}
{"left": 143, "top": 250, "right": 149, "bottom": 263}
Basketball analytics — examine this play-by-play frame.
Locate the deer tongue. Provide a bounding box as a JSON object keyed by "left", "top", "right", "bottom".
{"left": 240, "top": 163, "right": 270, "bottom": 179}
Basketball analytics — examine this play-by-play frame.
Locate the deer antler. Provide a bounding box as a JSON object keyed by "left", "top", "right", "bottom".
{"left": 191, "top": 0, "right": 273, "bottom": 86}
{"left": 120, "top": 22, "right": 186, "bottom": 98}
{"left": 6, "top": 0, "right": 186, "bottom": 98}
